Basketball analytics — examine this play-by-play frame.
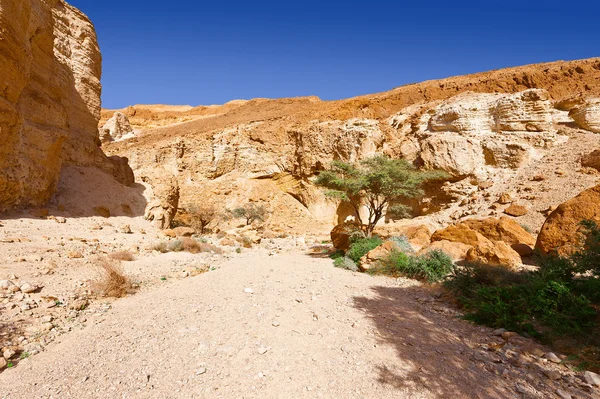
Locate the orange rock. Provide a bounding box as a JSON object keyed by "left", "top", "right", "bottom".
{"left": 466, "top": 240, "right": 522, "bottom": 269}
{"left": 330, "top": 222, "right": 364, "bottom": 252}
{"left": 431, "top": 224, "right": 492, "bottom": 248}
{"left": 581, "top": 149, "right": 600, "bottom": 171}
{"left": 462, "top": 217, "right": 535, "bottom": 246}
{"left": 536, "top": 184, "right": 600, "bottom": 256}
{"left": 422, "top": 240, "right": 473, "bottom": 261}
{"left": 359, "top": 241, "right": 400, "bottom": 271}
{"left": 504, "top": 204, "right": 528, "bottom": 217}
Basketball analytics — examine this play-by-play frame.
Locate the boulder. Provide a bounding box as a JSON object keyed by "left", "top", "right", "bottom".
{"left": 145, "top": 177, "right": 180, "bottom": 230}
{"left": 172, "top": 227, "right": 196, "bottom": 237}
{"left": 375, "top": 224, "right": 433, "bottom": 252}
{"left": 581, "top": 149, "right": 600, "bottom": 171}
{"left": 462, "top": 217, "right": 535, "bottom": 247}
{"left": 420, "top": 135, "right": 485, "bottom": 178}
{"left": 422, "top": 240, "right": 473, "bottom": 262}
{"left": 359, "top": 241, "right": 400, "bottom": 271}
{"left": 536, "top": 184, "right": 600, "bottom": 256}
{"left": 465, "top": 240, "right": 522, "bottom": 269}
{"left": 504, "top": 204, "right": 528, "bottom": 217}
{"left": 431, "top": 224, "right": 493, "bottom": 248}
{"left": 569, "top": 98, "right": 600, "bottom": 133}
{"left": 101, "top": 112, "right": 134, "bottom": 142}
{"left": 331, "top": 222, "right": 364, "bottom": 252}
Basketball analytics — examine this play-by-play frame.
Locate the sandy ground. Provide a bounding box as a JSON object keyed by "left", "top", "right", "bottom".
{"left": 1, "top": 249, "right": 596, "bottom": 399}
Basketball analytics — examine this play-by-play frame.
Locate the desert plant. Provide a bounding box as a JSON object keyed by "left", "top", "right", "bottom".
{"left": 315, "top": 155, "right": 448, "bottom": 236}
{"left": 92, "top": 258, "right": 131, "bottom": 298}
{"left": 389, "top": 235, "right": 415, "bottom": 254}
{"left": 187, "top": 203, "right": 220, "bottom": 234}
{"left": 368, "top": 249, "right": 453, "bottom": 282}
{"left": 152, "top": 241, "right": 169, "bottom": 253}
{"left": 346, "top": 236, "right": 383, "bottom": 263}
{"left": 181, "top": 237, "right": 202, "bottom": 253}
{"left": 334, "top": 256, "right": 359, "bottom": 272}
{"left": 109, "top": 251, "right": 136, "bottom": 262}
{"left": 230, "top": 203, "right": 269, "bottom": 226}
{"left": 167, "top": 240, "right": 183, "bottom": 252}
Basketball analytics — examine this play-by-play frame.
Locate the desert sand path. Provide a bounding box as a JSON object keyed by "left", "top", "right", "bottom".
{"left": 0, "top": 251, "right": 568, "bottom": 398}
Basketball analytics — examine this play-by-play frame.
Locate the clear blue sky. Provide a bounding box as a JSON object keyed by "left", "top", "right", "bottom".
{"left": 69, "top": 0, "right": 600, "bottom": 109}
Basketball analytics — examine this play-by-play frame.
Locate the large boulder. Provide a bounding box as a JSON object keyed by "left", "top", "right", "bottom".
{"left": 431, "top": 217, "right": 528, "bottom": 267}
{"left": 145, "top": 177, "right": 180, "bottom": 230}
{"left": 581, "top": 149, "right": 600, "bottom": 171}
{"left": 375, "top": 223, "right": 433, "bottom": 252}
{"left": 331, "top": 222, "right": 363, "bottom": 252}
{"left": 536, "top": 184, "right": 600, "bottom": 256}
{"left": 465, "top": 240, "right": 522, "bottom": 269}
{"left": 359, "top": 241, "right": 400, "bottom": 271}
{"left": 569, "top": 98, "right": 600, "bottom": 133}
{"left": 421, "top": 240, "right": 473, "bottom": 262}
{"left": 101, "top": 112, "right": 134, "bottom": 142}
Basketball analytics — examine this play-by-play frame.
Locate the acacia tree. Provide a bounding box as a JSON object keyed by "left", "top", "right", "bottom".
{"left": 230, "top": 203, "right": 269, "bottom": 226}
{"left": 315, "top": 156, "right": 448, "bottom": 236}
{"left": 187, "top": 204, "right": 220, "bottom": 234}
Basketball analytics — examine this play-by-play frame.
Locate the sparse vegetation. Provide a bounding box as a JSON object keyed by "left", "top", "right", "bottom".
{"left": 346, "top": 236, "right": 382, "bottom": 263}
{"left": 109, "top": 251, "right": 136, "bottom": 261}
{"left": 444, "top": 220, "right": 600, "bottom": 370}
{"left": 315, "top": 155, "right": 448, "bottom": 236}
{"left": 187, "top": 203, "right": 220, "bottom": 234}
{"left": 368, "top": 249, "right": 453, "bottom": 282}
{"left": 333, "top": 256, "right": 359, "bottom": 272}
{"left": 92, "top": 257, "right": 132, "bottom": 298}
{"left": 229, "top": 203, "right": 269, "bottom": 226}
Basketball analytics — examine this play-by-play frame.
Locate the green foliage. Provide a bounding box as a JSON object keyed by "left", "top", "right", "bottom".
{"left": 389, "top": 235, "right": 415, "bottom": 254}
{"left": 333, "top": 256, "right": 359, "bottom": 272}
{"left": 368, "top": 250, "right": 454, "bottom": 282}
{"left": 445, "top": 228, "right": 600, "bottom": 344}
{"left": 346, "top": 236, "right": 382, "bottom": 263}
{"left": 315, "top": 155, "right": 448, "bottom": 235}
{"left": 230, "top": 203, "right": 269, "bottom": 226}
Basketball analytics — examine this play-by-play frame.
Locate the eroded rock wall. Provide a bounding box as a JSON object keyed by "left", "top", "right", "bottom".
{"left": 0, "top": 0, "right": 129, "bottom": 212}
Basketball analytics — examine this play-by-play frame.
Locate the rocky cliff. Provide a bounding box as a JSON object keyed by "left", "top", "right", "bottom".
{"left": 0, "top": 0, "right": 132, "bottom": 212}
{"left": 104, "top": 58, "right": 600, "bottom": 233}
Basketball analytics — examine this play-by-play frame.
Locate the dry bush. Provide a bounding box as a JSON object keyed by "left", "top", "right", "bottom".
{"left": 152, "top": 241, "right": 169, "bottom": 253}
{"left": 187, "top": 203, "right": 220, "bottom": 234}
{"left": 92, "top": 257, "right": 131, "bottom": 298}
{"left": 109, "top": 251, "right": 135, "bottom": 261}
{"left": 181, "top": 237, "right": 223, "bottom": 254}
{"left": 181, "top": 237, "right": 202, "bottom": 253}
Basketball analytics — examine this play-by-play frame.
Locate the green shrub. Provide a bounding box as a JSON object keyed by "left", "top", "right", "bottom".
{"left": 368, "top": 249, "right": 453, "bottom": 282}
{"left": 346, "top": 236, "right": 382, "bottom": 263}
{"left": 334, "top": 256, "right": 359, "bottom": 272}
{"left": 389, "top": 235, "right": 415, "bottom": 254}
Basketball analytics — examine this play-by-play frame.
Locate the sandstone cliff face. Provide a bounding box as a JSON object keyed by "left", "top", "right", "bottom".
{"left": 569, "top": 98, "right": 600, "bottom": 133}
{"left": 100, "top": 112, "right": 134, "bottom": 143}
{"left": 104, "top": 58, "right": 600, "bottom": 232}
{"left": 0, "top": 0, "right": 131, "bottom": 212}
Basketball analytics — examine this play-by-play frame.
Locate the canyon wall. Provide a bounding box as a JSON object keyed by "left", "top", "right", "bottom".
{"left": 0, "top": 0, "right": 131, "bottom": 212}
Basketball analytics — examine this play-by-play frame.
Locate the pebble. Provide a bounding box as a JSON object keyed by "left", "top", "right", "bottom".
{"left": 272, "top": 321, "right": 280, "bottom": 327}
{"left": 584, "top": 371, "right": 600, "bottom": 387}
{"left": 257, "top": 347, "right": 268, "bottom": 355}
{"left": 2, "top": 348, "right": 16, "bottom": 359}
{"left": 544, "top": 369, "right": 562, "bottom": 381}
{"left": 244, "top": 288, "right": 254, "bottom": 294}
{"left": 196, "top": 367, "right": 207, "bottom": 375}
{"left": 556, "top": 389, "right": 572, "bottom": 399}
{"left": 515, "top": 384, "right": 527, "bottom": 394}
{"left": 20, "top": 282, "right": 36, "bottom": 294}
{"left": 544, "top": 352, "right": 561, "bottom": 363}
{"left": 0, "top": 358, "right": 6, "bottom": 369}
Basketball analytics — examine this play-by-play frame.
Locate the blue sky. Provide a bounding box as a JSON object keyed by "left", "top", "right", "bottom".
{"left": 69, "top": 0, "right": 600, "bottom": 109}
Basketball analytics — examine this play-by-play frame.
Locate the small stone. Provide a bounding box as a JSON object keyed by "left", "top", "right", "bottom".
{"left": 244, "top": 288, "right": 254, "bottom": 294}
{"left": 196, "top": 367, "right": 207, "bottom": 375}
{"left": 504, "top": 204, "right": 528, "bottom": 217}
{"left": 492, "top": 328, "right": 506, "bottom": 336}
{"left": 584, "top": 371, "right": 600, "bottom": 387}
{"left": 501, "top": 331, "right": 517, "bottom": 340}
{"left": 272, "top": 321, "right": 280, "bottom": 327}
{"left": 543, "top": 369, "right": 561, "bottom": 381}
{"left": 20, "top": 282, "right": 36, "bottom": 294}
{"left": 2, "top": 348, "right": 16, "bottom": 359}
{"left": 120, "top": 225, "right": 132, "bottom": 234}
{"left": 556, "top": 389, "right": 572, "bottom": 399}
{"left": 257, "top": 347, "right": 268, "bottom": 355}
{"left": 515, "top": 384, "right": 527, "bottom": 394}
{"left": 0, "top": 358, "right": 6, "bottom": 369}
{"left": 544, "top": 352, "right": 561, "bottom": 363}
{"left": 54, "top": 217, "right": 67, "bottom": 224}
